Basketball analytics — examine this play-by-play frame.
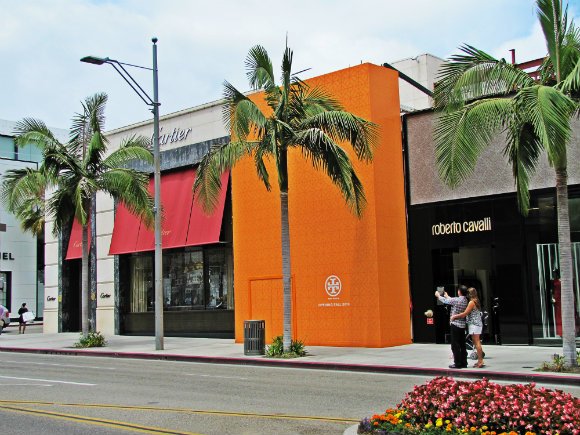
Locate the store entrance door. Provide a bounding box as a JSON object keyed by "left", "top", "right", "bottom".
{"left": 432, "top": 246, "right": 495, "bottom": 344}
{"left": 534, "top": 242, "right": 580, "bottom": 343}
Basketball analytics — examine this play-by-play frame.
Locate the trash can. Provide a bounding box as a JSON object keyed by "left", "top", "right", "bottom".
{"left": 244, "top": 320, "right": 265, "bottom": 356}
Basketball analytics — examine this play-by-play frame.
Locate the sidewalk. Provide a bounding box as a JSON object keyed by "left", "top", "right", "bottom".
{"left": 1, "top": 326, "right": 578, "bottom": 386}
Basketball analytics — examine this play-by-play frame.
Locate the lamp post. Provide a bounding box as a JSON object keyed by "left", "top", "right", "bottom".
{"left": 81, "top": 37, "right": 164, "bottom": 350}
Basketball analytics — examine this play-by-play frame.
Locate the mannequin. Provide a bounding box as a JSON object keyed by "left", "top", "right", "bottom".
{"left": 551, "top": 270, "right": 562, "bottom": 337}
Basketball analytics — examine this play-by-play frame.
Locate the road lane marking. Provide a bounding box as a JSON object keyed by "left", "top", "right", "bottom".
{"left": 0, "top": 375, "right": 95, "bottom": 386}
{"left": 0, "top": 405, "right": 202, "bottom": 434}
{"left": 0, "top": 400, "right": 359, "bottom": 424}
{"left": 0, "top": 383, "right": 52, "bottom": 387}
{"left": 0, "top": 359, "right": 116, "bottom": 370}
{"left": 185, "top": 373, "right": 249, "bottom": 380}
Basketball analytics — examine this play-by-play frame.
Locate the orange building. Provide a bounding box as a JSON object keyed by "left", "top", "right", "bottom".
{"left": 232, "top": 63, "right": 411, "bottom": 347}
{"left": 50, "top": 62, "right": 411, "bottom": 348}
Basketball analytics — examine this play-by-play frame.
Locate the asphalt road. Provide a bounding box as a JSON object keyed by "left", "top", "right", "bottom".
{"left": 0, "top": 351, "right": 578, "bottom": 434}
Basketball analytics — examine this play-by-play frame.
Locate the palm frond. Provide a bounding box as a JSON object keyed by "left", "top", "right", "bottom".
{"left": 302, "top": 86, "right": 343, "bottom": 115}
{"left": 102, "top": 136, "right": 153, "bottom": 169}
{"left": 557, "top": 22, "right": 580, "bottom": 93}
{"left": 296, "top": 128, "right": 366, "bottom": 216}
{"left": 70, "top": 93, "right": 108, "bottom": 159}
{"left": 223, "top": 81, "right": 268, "bottom": 141}
{"left": 86, "top": 131, "right": 108, "bottom": 170}
{"left": 537, "top": 0, "right": 567, "bottom": 79}
{"left": 100, "top": 169, "right": 154, "bottom": 227}
{"left": 245, "top": 45, "right": 276, "bottom": 91}
{"left": 504, "top": 121, "right": 543, "bottom": 214}
{"left": 514, "top": 85, "right": 576, "bottom": 164}
{"left": 1, "top": 168, "right": 46, "bottom": 211}
{"left": 434, "top": 45, "right": 534, "bottom": 111}
{"left": 193, "top": 140, "right": 255, "bottom": 213}
{"left": 13, "top": 118, "right": 61, "bottom": 151}
{"left": 299, "top": 111, "right": 378, "bottom": 162}
{"left": 253, "top": 144, "right": 272, "bottom": 191}
{"left": 46, "top": 186, "right": 77, "bottom": 237}
{"left": 434, "top": 97, "right": 513, "bottom": 187}
{"left": 0, "top": 168, "right": 47, "bottom": 236}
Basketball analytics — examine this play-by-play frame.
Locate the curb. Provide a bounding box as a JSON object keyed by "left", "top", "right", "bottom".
{"left": 1, "top": 346, "right": 578, "bottom": 386}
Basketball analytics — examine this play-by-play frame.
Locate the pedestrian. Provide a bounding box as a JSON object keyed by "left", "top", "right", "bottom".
{"left": 451, "top": 287, "right": 485, "bottom": 368}
{"left": 18, "top": 302, "right": 28, "bottom": 334}
{"left": 435, "top": 285, "right": 468, "bottom": 369}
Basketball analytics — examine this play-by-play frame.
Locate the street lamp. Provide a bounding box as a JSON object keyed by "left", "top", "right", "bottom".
{"left": 81, "top": 37, "right": 164, "bottom": 350}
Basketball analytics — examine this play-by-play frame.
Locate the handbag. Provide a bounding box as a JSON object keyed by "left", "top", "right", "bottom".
{"left": 22, "top": 311, "right": 35, "bottom": 322}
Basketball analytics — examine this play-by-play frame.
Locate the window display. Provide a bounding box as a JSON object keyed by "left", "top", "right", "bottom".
{"left": 127, "top": 247, "right": 232, "bottom": 313}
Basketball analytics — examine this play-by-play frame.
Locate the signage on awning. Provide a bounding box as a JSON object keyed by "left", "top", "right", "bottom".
{"left": 65, "top": 218, "right": 92, "bottom": 260}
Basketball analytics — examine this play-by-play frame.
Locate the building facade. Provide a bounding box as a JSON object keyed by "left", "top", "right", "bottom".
{"left": 0, "top": 119, "right": 66, "bottom": 320}
{"left": 43, "top": 64, "right": 413, "bottom": 347}
{"left": 405, "top": 111, "right": 580, "bottom": 345}
{"left": 42, "top": 55, "right": 579, "bottom": 347}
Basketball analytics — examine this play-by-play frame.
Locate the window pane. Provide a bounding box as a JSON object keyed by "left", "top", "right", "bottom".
{"left": 207, "top": 249, "right": 233, "bottom": 309}
{"left": 164, "top": 250, "right": 204, "bottom": 309}
{"left": 129, "top": 256, "right": 153, "bottom": 313}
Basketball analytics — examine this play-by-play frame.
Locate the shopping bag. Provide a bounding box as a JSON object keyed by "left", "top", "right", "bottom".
{"left": 22, "top": 311, "right": 35, "bottom": 322}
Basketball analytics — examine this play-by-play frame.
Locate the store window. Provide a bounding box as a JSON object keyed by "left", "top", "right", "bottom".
{"left": 164, "top": 250, "right": 204, "bottom": 309}
{"left": 127, "top": 247, "right": 232, "bottom": 313}
{"left": 129, "top": 256, "right": 153, "bottom": 312}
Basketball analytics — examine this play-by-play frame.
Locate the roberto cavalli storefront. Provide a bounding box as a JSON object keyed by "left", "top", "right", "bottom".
{"left": 408, "top": 187, "right": 580, "bottom": 346}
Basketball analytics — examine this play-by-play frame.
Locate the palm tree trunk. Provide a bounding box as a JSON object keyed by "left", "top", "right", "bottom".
{"left": 280, "top": 190, "right": 292, "bottom": 352}
{"left": 81, "top": 220, "right": 90, "bottom": 338}
{"left": 555, "top": 166, "right": 577, "bottom": 367}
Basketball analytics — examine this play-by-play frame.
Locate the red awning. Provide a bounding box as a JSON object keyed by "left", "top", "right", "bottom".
{"left": 109, "top": 168, "right": 229, "bottom": 255}
{"left": 135, "top": 168, "right": 195, "bottom": 252}
{"left": 65, "top": 218, "right": 92, "bottom": 260}
{"left": 108, "top": 202, "right": 142, "bottom": 255}
{"left": 186, "top": 170, "right": 229, "bottom": 246}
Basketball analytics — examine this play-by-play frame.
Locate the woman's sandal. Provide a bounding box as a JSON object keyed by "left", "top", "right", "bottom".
{"left": 476, "top": 362, "right": 486, "bottom": 368}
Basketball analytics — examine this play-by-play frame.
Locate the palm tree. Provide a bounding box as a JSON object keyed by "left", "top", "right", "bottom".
{"left": 193, "top": 45, "right": 378, "bottom": 351}
{"left": 2, "top": 93, "right": 154, "bottom": 337}
{"left": 433, "top": 0, "right": 578, "bottom": 366}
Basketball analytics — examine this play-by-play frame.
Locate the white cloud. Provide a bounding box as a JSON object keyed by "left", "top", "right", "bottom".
{"left": 0, "top": 0, "right": 576, "bottom": 131}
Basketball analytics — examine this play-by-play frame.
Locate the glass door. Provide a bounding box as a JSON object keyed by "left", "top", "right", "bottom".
{"left": 432, "top": 246, "right": 494, "bottom": 344}
{"left": 535, "top": 243, "right": 580, "bottom": 340}
{"left": 0, "top": 272, "right": 10, "bottom": 310}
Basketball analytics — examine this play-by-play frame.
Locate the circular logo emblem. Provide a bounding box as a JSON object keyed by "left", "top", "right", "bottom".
{"left": 325, "top": 275, "right": 342, "bottom": 298}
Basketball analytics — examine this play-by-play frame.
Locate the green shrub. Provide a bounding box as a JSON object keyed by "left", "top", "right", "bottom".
{"left": 265, "top": 335, "right": 306, "bottom": 358}
{"left": 538, "top": 351, "right": 580, "bottom": 372}
{"left": 74, "top": 331, "right": 107, "bottom": 348}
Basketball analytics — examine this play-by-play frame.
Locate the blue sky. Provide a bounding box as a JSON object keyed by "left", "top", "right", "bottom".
{"left": 1, "top": 0, "right": 579, "bottom": 131}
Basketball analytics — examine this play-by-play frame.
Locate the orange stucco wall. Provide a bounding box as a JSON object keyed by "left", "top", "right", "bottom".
{"left": 231, "top": 63, "right": 411, "bottom": 347}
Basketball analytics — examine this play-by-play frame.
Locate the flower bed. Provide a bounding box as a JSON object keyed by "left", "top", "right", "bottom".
{"left": 358, "top": 377, "right": 579, "bottom": 435}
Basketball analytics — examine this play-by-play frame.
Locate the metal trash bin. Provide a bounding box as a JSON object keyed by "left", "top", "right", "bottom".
{"left": 244, "top": 320, "right": 265, "bottom": 356}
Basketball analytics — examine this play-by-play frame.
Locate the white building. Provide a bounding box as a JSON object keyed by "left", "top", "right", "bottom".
{"left": 0, "top": 119, "right": 67, "bottom": 320}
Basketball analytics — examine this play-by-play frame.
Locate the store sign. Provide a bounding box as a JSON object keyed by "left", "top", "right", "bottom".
{"left": 318, "top": 275, "right": 351, "bottom": 308}
{"left": 0, "top": 252, "right": 15, "bottom": 260}
{"left": 325, "top": 275, "right": 342, "bottom": 298}
{"left": 431, "top": 217, "right": 492, "bottom": 236}
{"left": 153, "top": 126, "right": 193, "bottom": 146}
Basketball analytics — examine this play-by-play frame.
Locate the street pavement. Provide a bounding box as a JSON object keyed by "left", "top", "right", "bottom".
{"left": 1, "top": 323, "right": 578, "bottom": 386}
